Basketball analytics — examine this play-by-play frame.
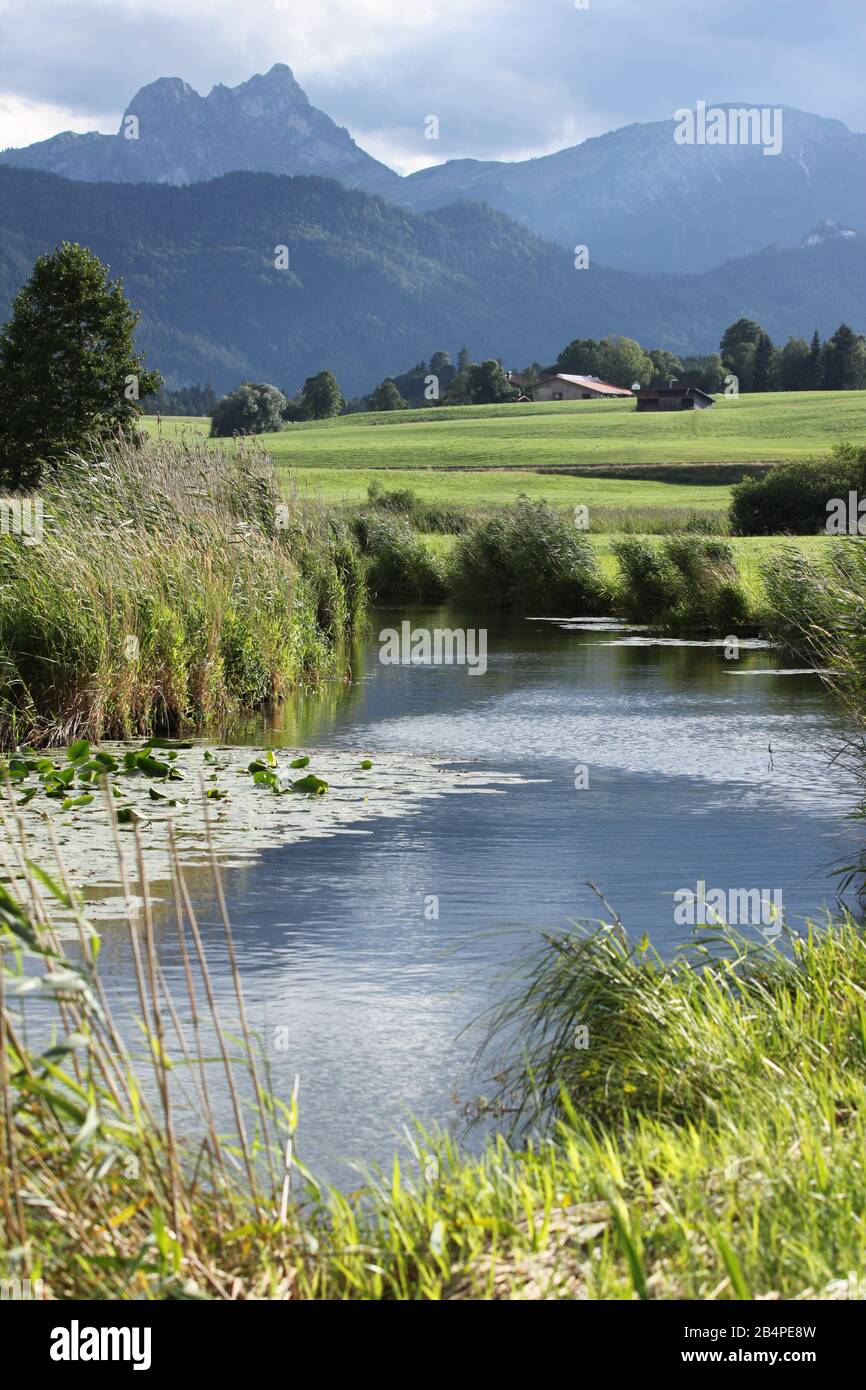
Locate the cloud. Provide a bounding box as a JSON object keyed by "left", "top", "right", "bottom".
{"left": 0, "top": 0, "right": 863, "bottom": 167}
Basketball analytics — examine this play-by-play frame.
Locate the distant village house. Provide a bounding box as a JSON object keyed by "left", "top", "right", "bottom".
{"left": 533, "top": 374, "right": 634, "bottom": 402}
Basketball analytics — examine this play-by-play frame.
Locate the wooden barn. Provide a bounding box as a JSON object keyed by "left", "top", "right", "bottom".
{"left": 533, "top": 374, "right": 633, "bottom": 402}
{"left": 635, "top": 386, "right": 715, "bottom": 412}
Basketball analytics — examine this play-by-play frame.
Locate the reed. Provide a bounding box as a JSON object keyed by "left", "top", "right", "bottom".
{"left": 0, "top": 436, "right": 366, "bottom": 747}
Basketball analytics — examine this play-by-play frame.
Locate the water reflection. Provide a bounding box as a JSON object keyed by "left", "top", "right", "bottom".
{"left": 98, "top": 603, "right": 860, "bottom": 1186}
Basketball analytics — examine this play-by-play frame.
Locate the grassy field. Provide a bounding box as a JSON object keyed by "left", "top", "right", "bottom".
{"left": 286, "top": 465, "right": 733, "bottom": 514}
{"left": 142, "top": 391, "right": 866, "bottom": 475}
{"left": 140, "top": 396, "right": 855, "bottom": 609}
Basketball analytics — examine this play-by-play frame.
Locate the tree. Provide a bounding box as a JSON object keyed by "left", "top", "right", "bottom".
{"left": 776, "top": 338, "right": 810, "bottom": 392}
{"left": 465, "top": 359, "right": 519, "bottom": 404}
{"left": 822, "top": 324, "right": 866, "bottom": 390}
{"left": 428, "top": 350, "right": 456, "bottom": 396}
{"left": 370, "top": 378, "right": 407, "bottom": 411}
{"left": 753, "top": 331, "right": 776, "bottom": 393}
{"left": 806, "top": 330, "right": 824, "bottom": 390}
{"left": 442, "top": 371, "right": 473, "bottom": 406}
{"left": 0, "top": 242, "right": 162, "bottom": 489}
{"left": 648, "top": 348, "right": 684, "bottom": 385}
{"left": 720, "top": 318, "right": 764, "bottom": 359}
{"left": 725, "top": 341, "right": 758, "bottom": 393}
{"left": 300, "top": 369, "right": 344, "bottom": 419}
{"left": 598, "top": 335, "right": 654, "bottom": 389}
{"left": 457, "top": 346, "right": 472, "bottom": 373}
{"left": 210, "top": 382, "right": 287, "bottom": 436}
{"left": 679, "top": 354, "right": 726, "bottom": 394}
{"left": 556, "top": 337, "right": 601, "bottom": 377}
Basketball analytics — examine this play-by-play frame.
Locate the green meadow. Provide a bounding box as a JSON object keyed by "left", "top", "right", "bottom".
{"left": 221, "top": 390, "right": 866, "bottom": 468}
{"left": 140, "top": 392, "right": 858, "bottom": 599}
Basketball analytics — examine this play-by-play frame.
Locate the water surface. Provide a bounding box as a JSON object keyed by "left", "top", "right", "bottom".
{"left": 97, "top": 604, "right": 860, "bottom": 1186}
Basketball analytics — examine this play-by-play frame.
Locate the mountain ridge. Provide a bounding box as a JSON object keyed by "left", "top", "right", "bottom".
{"left": 2, "top": 75, "right": 866, "bottom": 271}
{"left": 0, "top": 64, "right": 400, "bottom": 194}
{"left": 1, "top": 164, "right": 864, "bottom": 396}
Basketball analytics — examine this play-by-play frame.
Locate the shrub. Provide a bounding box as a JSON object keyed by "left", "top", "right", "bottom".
{"left": 729, "top": 443, "right": 866, "bottom": 535}
{"left": 210, "top": 382, "right": 287, "bottom": 437}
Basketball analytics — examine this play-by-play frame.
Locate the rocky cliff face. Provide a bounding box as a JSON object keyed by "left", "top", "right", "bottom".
{"left": 0, "top": 65, "right": 400, "bottom": 193}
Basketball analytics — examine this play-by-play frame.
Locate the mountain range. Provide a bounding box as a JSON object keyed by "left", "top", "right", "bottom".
{"left": 2, "top": 67, "right": 866, "bottom": 273}
{"left": 1, "top": 164, "right": 864, "bottom": 396}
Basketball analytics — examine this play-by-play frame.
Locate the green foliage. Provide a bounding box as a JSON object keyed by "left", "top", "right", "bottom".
{"left": 598, "top": 334, "right": 655, "bottom": 388}
{"left": 6, "top": 845, "right": 866, "bottom": 1301}
{"left": 648, "top": 347, "right": 683, "bottom": 385}
{"left": 0, "top": 242, "right": 162, "bottom": 488}
{"left": 354, "top": 512, "right": 448, "bottom": 600}
{"left": 465, "top": 359, "right": 518, "bottom": 404}
{"left": 613, "top": 535, "right": 750, "bottom": 629}
{"left": 301, "top": 369, "right": 344, "bottom": 420}
{"left": 0, "top": 437, "right": 365, "bottom": 746}
{"left": 730, "top": 443, "right": 866, "bottom": 534}
{"left": 142, "top": 382, "right": 218, "bottom": 416}
{"left": 364, "top": 480, "right": 469, "bottom": 533}
{"left": 823, "top": 323, "right": 866, "bottom": 390}
{"left": 451, "top": 496, "right": 606, "bottom": 612}
{"left": 762, "top": 539, "right": 866, "bottom": 727}
{"left": 210, "top": 382, "right": 287, "bottom": 436}
{"left": 369, "top": 378, "right": 407, "bottom": 411}
{"left": 555, "top": 334, "right": 655, "bottom": 389}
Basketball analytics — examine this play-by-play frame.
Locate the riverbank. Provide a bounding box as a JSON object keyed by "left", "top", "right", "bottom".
{"left": 0, "top": 437, "right": 365, "bottom": 749}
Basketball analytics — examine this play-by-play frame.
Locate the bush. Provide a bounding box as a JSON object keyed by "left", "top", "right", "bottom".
{"left": 210, "top": 382, "right": 286, "bottom": 437}
{"left": 729, "top": 443, "right": 866, "bottom": 535}
{"left": 451, "top": 497, "right": 606, "bottom": 612}
{"left": 365, "top": 481, "right": 470, "bottom": 534}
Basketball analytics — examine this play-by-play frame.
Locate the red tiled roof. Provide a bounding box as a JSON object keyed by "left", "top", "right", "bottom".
{"left": 538, "top": 374, "right": 633, "bottom": 397}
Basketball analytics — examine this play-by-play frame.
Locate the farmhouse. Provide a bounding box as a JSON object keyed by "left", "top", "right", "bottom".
{"left": 635, "top": 385, "right": 716, "bottom": 412}
{"left": 533, "top": 374, "right": 633, "bottom": 402}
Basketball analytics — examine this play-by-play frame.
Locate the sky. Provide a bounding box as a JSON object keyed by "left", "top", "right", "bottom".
{"left": 0, "top": 0, "right": 864, "bottom": 173}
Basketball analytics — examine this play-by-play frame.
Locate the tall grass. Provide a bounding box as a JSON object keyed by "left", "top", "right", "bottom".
{"left": 365, "top": 480, "right": 470, "bottom": 535}
{"left": 352, "top": 512, "right": 449, "bottom": 600}
{"left": 0, "top": 437, "right": 366, "bottom": 747}
{"left": 614, "top": 535, "right": 751, "bottom": 630}
{"left": 451, "top": 496, "right": 607, "bottom": 612}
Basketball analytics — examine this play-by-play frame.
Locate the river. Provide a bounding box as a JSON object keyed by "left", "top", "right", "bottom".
{"left": 93, "top": 603, "right": 860, "bottom": 1187}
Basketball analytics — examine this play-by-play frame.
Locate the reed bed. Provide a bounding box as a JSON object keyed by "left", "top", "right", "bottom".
{"left": 0, "top": 436, "right": 366, "bottom": 748}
